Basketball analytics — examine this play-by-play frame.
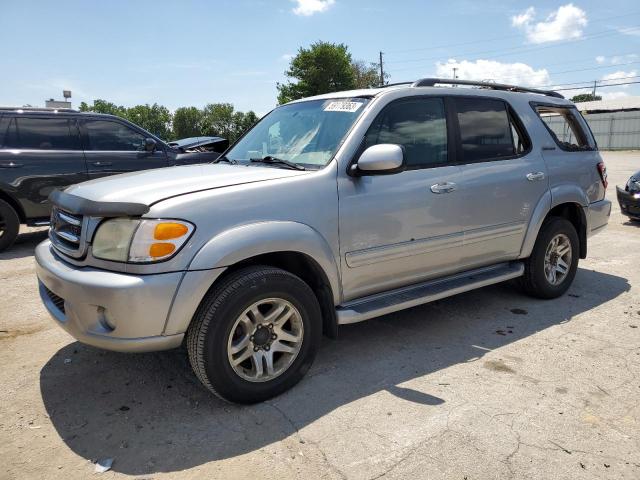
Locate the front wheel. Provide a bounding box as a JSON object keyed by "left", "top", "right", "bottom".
{"left": 520, "top": 217, "right": 579, "bottom": 299}
{"left": 186, "top": 266, "right": 322, "bottom": 404}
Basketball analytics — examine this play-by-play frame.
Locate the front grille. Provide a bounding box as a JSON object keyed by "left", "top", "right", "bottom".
{"left": 50, "top": 207, "right": 85, "bottom": 257}
{"left": 44, "top": 285, "right": 65, "bottom": 314}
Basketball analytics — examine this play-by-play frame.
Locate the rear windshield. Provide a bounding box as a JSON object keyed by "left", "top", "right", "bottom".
{"left": 534, "top": 105, "right": 595, "bottom": 151}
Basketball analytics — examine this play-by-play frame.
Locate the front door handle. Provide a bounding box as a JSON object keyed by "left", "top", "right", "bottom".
{"left": 92, "top": 161, "right": 113, "bottom": 167}
{"left": 0, "top": 162, "right": 24, "bottom": 168}
{"left": 430, "top": 182, "right": 457, "bottom": 194}
{"left": 526, "top": 172, "right": 545, "bottom": 182}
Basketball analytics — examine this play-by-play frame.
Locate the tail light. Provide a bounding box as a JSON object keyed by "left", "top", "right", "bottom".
{"left": 597, "top": 162, "right": 608, "bottom": 189}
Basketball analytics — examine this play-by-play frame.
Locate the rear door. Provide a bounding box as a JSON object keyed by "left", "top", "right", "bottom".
{"left": 80, "top": 118, "right": 168, "bottom": 178}
{"left": 453, "top": 97, "right": 548, "bottom": 266}
{"left": 0, "top": 114, "right": 87, "bottom": 219}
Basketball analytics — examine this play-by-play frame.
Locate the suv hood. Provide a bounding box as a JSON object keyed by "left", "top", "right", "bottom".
{"left": 65, "top": 164, "right": 309, "bottom": 207}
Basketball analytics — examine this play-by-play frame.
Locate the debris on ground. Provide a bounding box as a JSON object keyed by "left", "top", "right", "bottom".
{"left": 94, "top": 458, "right": 113, "bottom": 474}
{"left": 510, "top": 308, "right": 528, "bottom": 315}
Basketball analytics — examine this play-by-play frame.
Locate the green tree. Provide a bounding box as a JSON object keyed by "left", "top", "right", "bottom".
{"left": 571, "top": 93, "right": 602, "bottom": 103}
{"left": 126, "top": 103, "right": 172, "bottom": 139}
{"left": 172, "top": 106, "right": 204, "bottom": 139}
{"left": 277, "top": 41, "right": 356, "bottom": 104}
{"left": 352, "top": 60, "right": 388, "bottom": 88}
{"left": 78, "top": 99, "right": 127, "bottom": 117}
{"left": 201, "top": 103, "right": 236, "bottom": 140}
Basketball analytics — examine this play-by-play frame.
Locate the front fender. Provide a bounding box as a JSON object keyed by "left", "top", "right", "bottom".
{"left": 188, "top": 221, "right": 341, "bottom": 303}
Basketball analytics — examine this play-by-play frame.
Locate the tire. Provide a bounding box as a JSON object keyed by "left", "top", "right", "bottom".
{"left": 0, "top": 199, "right": 20, "bottom": 252}
{"left": 186, "top": 265, "right": 322, "bottom": 404}
{"left": 520, "top": 217, "right": 579, "bottom": 299}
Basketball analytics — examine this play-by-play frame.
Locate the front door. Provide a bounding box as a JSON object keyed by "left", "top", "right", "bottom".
{"left": 338, "top": 97, "right": 466, "bottom": 301}
{"left": 80, "top": 118, "right": 168, "bottom": 178}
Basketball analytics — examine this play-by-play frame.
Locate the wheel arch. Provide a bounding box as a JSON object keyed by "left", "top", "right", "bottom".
{"left": 520, "top": 189, "right": 588, "bottom": 259}
{"left": 166, "top": 222, "right": 341, "bottom": 338}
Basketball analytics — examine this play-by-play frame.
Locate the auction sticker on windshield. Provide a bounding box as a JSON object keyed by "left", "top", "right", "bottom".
{"left": 323, "top": 101, "right": 364, "bottom": 113}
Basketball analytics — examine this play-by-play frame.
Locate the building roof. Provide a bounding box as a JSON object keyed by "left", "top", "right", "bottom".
{"left": 575, "top": 96, "right": 640, "bottom": 113}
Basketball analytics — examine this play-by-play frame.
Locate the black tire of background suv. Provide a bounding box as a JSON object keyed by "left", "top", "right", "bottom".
{"left": 0, "top": 199, "right": 20, "bottom": 252}
{"left": 186, "top": 265, "right": 322, "bottom": 404}
{"left": 520, "top": 216, "right": 579, "bottom": 299}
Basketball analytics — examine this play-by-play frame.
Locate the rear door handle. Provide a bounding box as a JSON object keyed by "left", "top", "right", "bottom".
{"left": 430, "top": 182, "right": 457, "bottom": 194}
{"left": 0, "top": 162, "right": 23, "bottom": 168}
{"left": 526, "top": 172, "right": 545, "bottom": 182}
{"left": 92, "top": 161, "right": 113, "bottom": 167}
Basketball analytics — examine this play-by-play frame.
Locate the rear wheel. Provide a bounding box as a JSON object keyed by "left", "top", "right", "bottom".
{"left": 0, "top": 199, "right": 20, "bottom": 252}
{"left": 520, "top": 217, "right": 579, "bottom": 299}
{"left": 186, "top": 266, "right": 322, "bottom": 404}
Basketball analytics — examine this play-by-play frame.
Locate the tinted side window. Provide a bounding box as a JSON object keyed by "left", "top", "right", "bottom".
{"left": 534, "top": 106, "right": 595, "bottom": 151}
{"left": 2, "top": 117, "right": 79, "bottom": 150}
{"left": 364, "top": 98, "right": 448, "bottom": 168}
{"left": 455, "top": 98, "right": 516, "bottom": 162}
{"left": 84, "top": 120, "right": 145, "bottom": 151}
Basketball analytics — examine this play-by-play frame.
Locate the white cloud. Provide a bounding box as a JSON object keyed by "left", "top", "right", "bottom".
{"left": 435, "top": 59, "right": 551, "bottom": 87}
{"left": 280, "top": 53, "right": 295, "bottom": 62}
{"left": 511, "top": 4, "right": 587, "bottom": 44}
{"left": 291, "top": 0, "right": 335, "bottom": 16}
{"left": 511, "top": 7, "right": 534, "bottom": 27}
{"left": 601, "top": 70, "right": 637, "bottom": 87}
{"left": 595, "top": 54, "right": 638, "bottom": 65}
{"left": 617, "top": 26, "right": 640, "bottom": 37}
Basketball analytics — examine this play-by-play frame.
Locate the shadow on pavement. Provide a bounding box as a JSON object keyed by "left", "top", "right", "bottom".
{"left": 39, "top": 268, "right": 629, "bottom": 475}
{"left": 0, "top": 229, "right": 48, "bottom": 260}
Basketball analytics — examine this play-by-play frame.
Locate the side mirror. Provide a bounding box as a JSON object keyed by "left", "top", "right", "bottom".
{"left": 351, "top": 144, "right": 405, "bottom": 176}
{"left": 144, "top": 138, "right": 157, "bottom": 152}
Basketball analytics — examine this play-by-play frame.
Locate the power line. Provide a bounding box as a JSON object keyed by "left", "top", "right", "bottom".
{"left": 385, "top": 10, "right": 640, "bottom": 55}
{"left": 385, "top": 26, "right": 640, "bottom": 72}
{"left": 555, "top": 81, "right": 640, "bottom": 91}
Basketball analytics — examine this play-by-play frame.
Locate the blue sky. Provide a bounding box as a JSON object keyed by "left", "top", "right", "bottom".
{"left": 1, "top": 0, "right": 638, "bottom": 115}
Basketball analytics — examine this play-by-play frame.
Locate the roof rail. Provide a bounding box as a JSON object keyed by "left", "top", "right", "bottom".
{"left": 0, "top": 106, "right": 79, "bottom": 112}
{"left": 411, "top": 78, "right": 564, "bottom": 99}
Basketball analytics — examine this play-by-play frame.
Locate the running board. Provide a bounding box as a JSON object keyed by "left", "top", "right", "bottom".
{"left": 336, "top": 262, "right": 524, "bottom": 325}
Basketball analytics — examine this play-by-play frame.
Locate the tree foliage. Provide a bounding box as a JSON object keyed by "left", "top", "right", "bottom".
{"left": 570, "top": 93, "right": 602, "bottom": 103}
{"left": 277, "top": 41, "right": 357, "bottom": 104}
{"left": 79, "top": 100, "right": 258, "bottom": 142}
{"left": 352, "top": 60, "right": 388, "bottom": 89}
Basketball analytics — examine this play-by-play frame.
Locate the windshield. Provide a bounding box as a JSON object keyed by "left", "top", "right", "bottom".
{"left": 225, "top": 98, "right": 370, "bottom": 169}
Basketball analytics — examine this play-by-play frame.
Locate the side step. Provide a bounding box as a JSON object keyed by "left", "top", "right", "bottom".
{"left": 336, "top": 262, "right": 524, "bottom": 325}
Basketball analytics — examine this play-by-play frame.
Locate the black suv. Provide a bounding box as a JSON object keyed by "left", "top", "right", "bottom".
{"left": 0, "top": 107, "right": 224, "bottom": 251}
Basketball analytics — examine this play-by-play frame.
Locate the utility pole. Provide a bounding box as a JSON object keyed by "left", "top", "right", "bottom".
{"left": 592, "top": 80, "right": 597, "bottom": 97}
{"left": 452, "top": 67, "right": 458, "bottom": 87}
{"left": 379, "top": 51, "right": 384, "bottom": 87}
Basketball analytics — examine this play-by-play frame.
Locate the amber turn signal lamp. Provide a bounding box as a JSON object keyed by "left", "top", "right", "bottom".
{"left": 154, "top": 223, "right": 189, "bottom": 240}
{"left": 149, "top": 243, "right": 176, "bottom": 258}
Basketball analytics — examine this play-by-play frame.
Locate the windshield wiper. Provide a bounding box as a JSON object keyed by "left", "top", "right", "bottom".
{"left": 250, "top": 156, "right": 305, "bottom": 170}
{"left": 215, "top": 155, "right": 237, "bottom": 164}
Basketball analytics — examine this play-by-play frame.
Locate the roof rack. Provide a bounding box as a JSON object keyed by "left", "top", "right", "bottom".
{"left": 0, "top": 106, "right": 79, "bottom": 112}
{"left": 411, "top": 78, "right": 564, "bottom": 99}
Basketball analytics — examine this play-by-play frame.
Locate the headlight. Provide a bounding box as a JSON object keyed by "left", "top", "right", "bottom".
{"left": 627, "top": 177, "right": 640, "bottom": 193}
{"left": 92, "top": 218, "right": 194, "bottom": 263}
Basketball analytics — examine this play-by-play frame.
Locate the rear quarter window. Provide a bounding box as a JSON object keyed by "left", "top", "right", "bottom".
{"left": 533, "top": 105, "right": 595, "bottom": 151}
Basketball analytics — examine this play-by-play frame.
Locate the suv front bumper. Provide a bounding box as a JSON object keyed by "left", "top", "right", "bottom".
{"left": 35, "top": 240, "right": 184, "bottom": 352}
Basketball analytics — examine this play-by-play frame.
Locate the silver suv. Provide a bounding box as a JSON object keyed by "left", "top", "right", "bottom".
{"left": 36, "top": 78, "right": 611, "bottom": 403}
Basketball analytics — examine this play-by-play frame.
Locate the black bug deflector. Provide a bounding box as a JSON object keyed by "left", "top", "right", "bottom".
{"left": 49, "top": 190, "right": 150, "bottom": 217}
